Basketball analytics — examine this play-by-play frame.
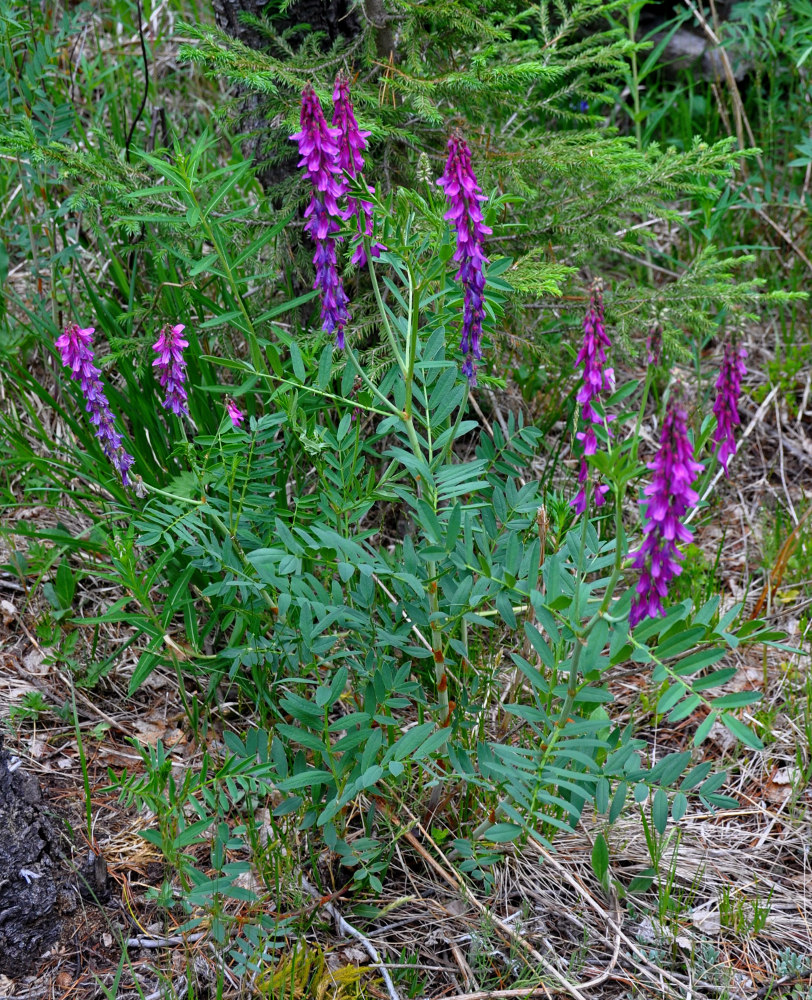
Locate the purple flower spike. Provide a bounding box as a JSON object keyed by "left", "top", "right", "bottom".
{"left": 291, "top": 85, "right": 351, "bottom": 348}
{"left": 570, "top": 287, "right": 613, "bottom": 513}
{"left": 291, "top": 84, "right": 345, "bottom": 212}
{"left": 152, "top": 323, "right": 189, "bottom": 416}
{"left": 306, "top": 198, "right": 351, "bottom": 348}
{"left": 55, "top": 323, "right": 135, "bottom": 485}
{"left": 226, "top": 399, "right": 245, "bottom": 429}
{"left": 629, "top": 398, "right": 704, "bottom": 627}
{"left": 712, "top": 341, "right": 747, "bottom": 476}
{"left": 332, "top": 75, "right": 385, "bottom": 268}
{"left": 437, "top": 134, "right": 491, "bottom": 385}
{"left": 332, "top": 75, "right": 369, "bottom": 176}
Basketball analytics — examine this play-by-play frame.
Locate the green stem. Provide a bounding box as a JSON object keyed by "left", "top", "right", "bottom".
{"left": 404, "top": 263, "right": 420, "bottom": 421}
{"left": 628, "top": 7, "right": 643, "bottom": 152}
{"left": 366, "top": 243, "right": 407, "bottom": 375}
{"left": 427, "top": 558, "right": 450, "bottom": 725}
{"left": 68, "top": 671, "right": 94, "bottom": 845}
{"left": 631, "top": 364, "right": 654, "bottom": 467}
{"left": 439, "top": 384, "right": 470, "bottom": 466}
{"left": 343, "top": 342, "right": 400, "bottom": 416}
{"left": 199, "top": 211, "right": 266, "bottom": 375}
{"left": 251, "top": 368, "right": 393, "bottom": 417}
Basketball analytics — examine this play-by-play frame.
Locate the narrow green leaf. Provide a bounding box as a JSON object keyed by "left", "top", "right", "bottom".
{"left": 720, "top": 713, "right": 764, "bottom": 750}
{"left": 652, "top": 788, "right": 668, "bottom": 834}
{"left": 693, "top": 712, "right": 717, "bottom": 747}
{"left": 591, "top": 833, "right": 609, "bottom": 881}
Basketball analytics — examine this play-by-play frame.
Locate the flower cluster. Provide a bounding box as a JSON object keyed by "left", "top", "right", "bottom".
{"left": 55, "top": 323, "right": 134, "bottom": 484}
{"left": 437, "top": 134, "right": 491, "bottom": 385}
{"left": 291, "top": 84, "right": 351, "bottom": 348}
{"left": 712, "top": 341, "right": 747, "bottom": 475}
{"left": 332, "top": 76, "right": 384, "bottom": 268}
{"left": 308, "top": 198, "right": 351, "bottom": 348}
{"left": 571, "top": 287, "right": 614, "bottom": 514}
{"left": 152, "top": 323, "right": 189, "bottom": 416}
{"left": 629, "top": 397, "right": 704, "bottom": 626}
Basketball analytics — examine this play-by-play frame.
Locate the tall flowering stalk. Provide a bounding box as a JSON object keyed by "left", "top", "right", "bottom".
{"left": 712, "top": 341, "right": 747, "bottom": 475}
{"left": 291, "top": 84, "right": 351, "bottom": 348}
{"left": 629, "top": 397, "right": 704, "bottom": 626}
{"left": 152, "top": 323, "right": 189, "bottom": 416}
{"left": 55, "top": 323, "right": 134, "bottom": 484}
{"left": 571, "top": 287, "right": 614, "bottom": 514}
{"left": 437, "top": 134, "right": 491, "bottom": 385}
{"left": 332, "top": 75, "right": 384, "bottom": 268}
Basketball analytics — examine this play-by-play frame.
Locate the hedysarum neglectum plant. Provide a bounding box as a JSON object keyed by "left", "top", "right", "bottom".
{"left": 152, "top": 323, "right": 189, "bottom": 417}
{"left": 629, "top": 393, "right": 704, "bottom": 626}
{"left": 332, "top": 75, "right": 384, "bottom": 267}
{"left": 291, "top": 84, "right": 351, "bottom": 348}
{"left": 55, "top": 323, "right": 134, "bottom": 484}
{"left": 571, "top": 285, "right": 614, "bottom": 514}
{"left": 436, "top": 133, "right": 491, "bottom": 385}
{"left": 712, "top": 341, "right": 747, "bottom": 475}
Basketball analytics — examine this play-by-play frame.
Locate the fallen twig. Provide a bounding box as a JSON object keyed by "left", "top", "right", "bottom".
{"left": 300, "top": 875, "right": 403, "bottom": 1000}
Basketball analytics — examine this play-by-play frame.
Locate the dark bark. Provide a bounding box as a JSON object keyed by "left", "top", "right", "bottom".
{"left": 0, "top": 741, "right": 109, "bottom": 978}
{"left": 212, "top": 0, "right": 364, "bottom": 192}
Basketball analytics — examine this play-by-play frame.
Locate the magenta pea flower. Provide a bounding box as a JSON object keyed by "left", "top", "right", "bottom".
{"left": 152, "top": 323, "right": 189, "bottom": 416}
{"left": 332, "top": 75, "right": 384, "bottom": 267}
{"left": 55, "top": 323, "right": 134, "bottom": 485}
{"left": 226, "top": 399, "right": 245, "bottom": 429}
{"left": 712, "top": 341, "right": 747, "bottom": 476}
{"left": 437, "top": 134, "right": 491, "bottom": 386}
{"left": 571, "top": 287, "right": 613, "bottom": 514}
{"left": 291, "top": 84, "right": 351, "bottom": 348}
{"left": 629, "top": 397, "right": 704, "bottom": 626}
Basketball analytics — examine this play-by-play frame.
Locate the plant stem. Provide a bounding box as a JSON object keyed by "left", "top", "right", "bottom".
{"left": 628, "top": 7, "right": 643, "bottom": 152}
{"left": 404, "top": 263, "right": 420, "bottom": 421}
{"left": 366, "top": 243, "right": 407, "bottom": 376}
{"left": 68, "top": 670, "right": 94, "bottom": 845}
{"left": 427, "top": 558, "right": 450, "bottom": 725}
{"left": 438, "top": 384, "right": 470, "bottom": 466}
{"left": 343, "top": 342, "right": 400, "bottom": 415}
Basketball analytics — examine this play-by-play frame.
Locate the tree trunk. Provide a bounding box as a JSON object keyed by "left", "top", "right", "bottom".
{"left": 0, "top": 742, "right": 109, "bottom": 978}
{"left": 212, "top": 0, "right": 365, "bottom": 192}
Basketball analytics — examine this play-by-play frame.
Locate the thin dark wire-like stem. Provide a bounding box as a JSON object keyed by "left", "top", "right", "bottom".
{"left": 125, "top": 0, "right": 150, "bottom": 163}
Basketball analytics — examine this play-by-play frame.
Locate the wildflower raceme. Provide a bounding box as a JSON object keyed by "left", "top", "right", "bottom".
{"left": 571, "top": 286, "right": 613, "bottom": 514}
{"left": 291, "top": 84, "right": 351, "bottom": 348}
{"left": 332, "top": 75, "right": 383, "bottom": 267}
{"left": 437, "top": 134, "right": 491, "bottom": 385}
{"left": 712, "top": 341, "right": 747, "bottom": 475}
{"left": 55, "top": 323, "right": 134, "bottom": 484}
{"left": 152, "top": 323, "right": 189, "bottom": 417}
{"left": 629, "top": 397, "right": 704, "bottom": 626}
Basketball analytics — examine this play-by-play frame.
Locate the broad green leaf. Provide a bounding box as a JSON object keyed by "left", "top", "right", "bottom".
{"left": 652, "top": 788, "right": 669, "bottom": 834}
{"left": 720, "top": 713, "right": 763, "bottom": 750}
{"left": 591, "top": 833, "right": 609, "bottom": 881}
{"left": 671, "top": 792, "right": 688, "bottom": 822}
{"left": 693, "top": 712, "right": 717, "bottom": 747}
